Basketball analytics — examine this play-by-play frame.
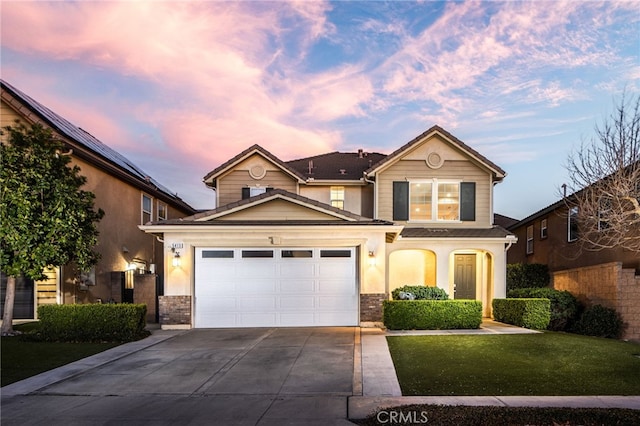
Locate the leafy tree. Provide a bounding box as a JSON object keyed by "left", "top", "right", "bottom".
{"left": 1, "top": 123, "right": 103, "bottom": 335}
{"left": 564, "top": 93, "right": 640, "bottom": 253}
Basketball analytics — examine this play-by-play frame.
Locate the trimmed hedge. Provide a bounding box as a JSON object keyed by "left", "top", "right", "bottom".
{"left": 506, "top": 263, "right": 550, "bottom": 291}
{"left": 508, "top": 288, "right": 580, "bottom": 331}
{"left": 383, "top": 300, "right": 482, "bottom": 330}
{"left": 391, "top": 285, "right": 449, "bottom": 300}
{"left": 572, "top": 304, "right": 624, "bottom": 339}
{"left": 38, "top": 303, "right": 147, "bottom": 342}
{"left": 492, "top": 298, "right": 550, "bottom": 330}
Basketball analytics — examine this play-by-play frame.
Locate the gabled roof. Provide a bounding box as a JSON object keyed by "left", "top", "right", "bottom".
{"left": 151, "top": 188, "right": 392, "bottom": 225}
{"left": 202, "top": 144, "right": 306, "bottom": 186}
{"left": 365, "top": 124, "right": 506, "bottom": 180}
{"left": 0, "top": 79, "right": 194, "bottom": 213}
{"left": 286, "top": 151, "right": 387, "bottom": 181}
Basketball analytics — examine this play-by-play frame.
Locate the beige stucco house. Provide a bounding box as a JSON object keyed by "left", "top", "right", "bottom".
{"left": 1, "top": 80, "right": 195, "bottom": 322}
{"left": 141, "top": 126, "right": 516, "bottom": 328}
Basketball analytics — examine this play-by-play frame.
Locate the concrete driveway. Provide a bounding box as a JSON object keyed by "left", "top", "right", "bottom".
{"left": 1, "top": 327, "right": 357, "bottom": 425}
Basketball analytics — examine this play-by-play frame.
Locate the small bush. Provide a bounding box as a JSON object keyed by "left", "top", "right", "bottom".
{"left": 572, "top": 304, "right": 624, "bottom": 339}
{"left": 492, "top": 298, "right": 551, "bottom": 330}
{"left": 508, "top": 287, "right": 580, "bottom": 331}
{"left": 38, "top": 303, "right": 147, "bottom": 342}
{"left": 383, "top": 300, "right": 482, "bottom": 330}
{"left": 506, "top": 263, "right": 550, "bottom": 291}
{"left": 391, "top": 285, "right": 449, "bottom": 300}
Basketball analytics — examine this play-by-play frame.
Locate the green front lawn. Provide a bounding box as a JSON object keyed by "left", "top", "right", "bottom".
{"left": 387, "top": 332, "right": 640, "bottom": 396}
{"left": 1, "top": 323, "right": 120, "bottom": 387}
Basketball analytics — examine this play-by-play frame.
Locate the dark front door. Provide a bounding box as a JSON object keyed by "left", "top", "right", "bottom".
{"left": 454, "top": 254, "right": 476, "bottom": 299}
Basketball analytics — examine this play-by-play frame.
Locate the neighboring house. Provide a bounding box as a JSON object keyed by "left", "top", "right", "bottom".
{"left": 0, "top": 80, "right": 195, "bottom": 322}
{"left": 507, "top": 193, "right": 640, "bottom": 340}
{"left": 140, "top": 125, "right": 516, "bottom": 328}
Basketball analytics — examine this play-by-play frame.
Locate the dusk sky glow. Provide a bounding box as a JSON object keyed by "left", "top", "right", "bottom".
{"left": 1, "top": 1, "right": 638, "bottom": 219}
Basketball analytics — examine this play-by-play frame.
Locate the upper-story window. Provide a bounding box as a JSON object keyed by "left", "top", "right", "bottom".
{"left": 409, "top": 180, "right": 460, "bottom": 221}
{"left": 526, "top": 225, "right": 534, "bottom": 254}
{"left": 540, "top": 218, "right": 548, "bottom": 239}
{"left": 142, "top": 193, "right": 153, "bottom": 224}
{"left": 393, "top": 180, "right": 475, "bottom": 222}
{"left": 330, "top": 186, "right": 345, "bottom": 209}
{"left": 157, "top": 201, "right": 167, "bottom": 221}
{"left": 241, "top": 186, "right": 271, "bottom": 199}
{"left": 568, "top": 207, "right": 579, "bottom": 242}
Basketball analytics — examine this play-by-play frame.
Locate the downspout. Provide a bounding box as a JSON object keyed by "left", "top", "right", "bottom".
{"left": 363, "top": 172, "right": 376, "bottom": 218}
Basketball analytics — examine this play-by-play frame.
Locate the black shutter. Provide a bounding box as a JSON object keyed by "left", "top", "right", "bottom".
{"left": 393, "top": 181, "right": 409, "bottom": 221}
{"left": 241, "top": 188, "right": 250, "bottom": 199}
{"left": 460, "top": 182, "right": 476, "bottom": 221}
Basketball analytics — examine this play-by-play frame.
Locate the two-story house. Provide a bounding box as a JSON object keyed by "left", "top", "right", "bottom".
{"left": 507, "top": 185, "right": 640, "bottom": 340}
{"left": 0, "top": 80, "right": 196, "bottom": 322}
{"left": 140, "top": 126, "right": 516, "bottom": 328}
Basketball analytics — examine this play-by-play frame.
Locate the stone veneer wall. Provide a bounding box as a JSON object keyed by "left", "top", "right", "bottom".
{"left": 360, "top": 293, "right": 387, "bottom": 322}
{"left": 158, "top": 295, "right": 191, "bottom": 326}
{"left": 553, "top": 262, "right": 640, "bottom": 341}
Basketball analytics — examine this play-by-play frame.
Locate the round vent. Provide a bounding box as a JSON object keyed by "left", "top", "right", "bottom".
{"left": 249, "top": 164, "right": 266, "bottom": 179}
{"left": 426, "top": 151, "right": 444, "bottom": 169}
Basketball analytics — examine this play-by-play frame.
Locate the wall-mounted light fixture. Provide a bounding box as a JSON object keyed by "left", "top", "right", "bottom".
{"left": 368, "top": 251, "right": 376, "bottom": 267}
{"left": 171, "top": 248, "right": 181, "bottom": 268}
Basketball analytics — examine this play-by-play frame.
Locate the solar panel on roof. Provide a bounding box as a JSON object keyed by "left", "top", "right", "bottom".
{"left": 1, "top": 79, "right": 180, "bottom": 200}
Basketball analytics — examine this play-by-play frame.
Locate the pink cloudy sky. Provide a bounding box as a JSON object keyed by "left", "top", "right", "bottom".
{"left": 1, "top": 1, "right": 638, "bottom": 219}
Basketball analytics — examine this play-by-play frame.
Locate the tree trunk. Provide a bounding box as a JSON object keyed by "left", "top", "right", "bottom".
{"left": 1, "top": 275, "right": 16, "bottom": 335}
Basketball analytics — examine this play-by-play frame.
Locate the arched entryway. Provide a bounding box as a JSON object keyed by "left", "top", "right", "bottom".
{"left": 449, "top": 249, "right": 495, "bottom": 317}
{"left": 389, "top": 249, "right": 437, "bottom": 293}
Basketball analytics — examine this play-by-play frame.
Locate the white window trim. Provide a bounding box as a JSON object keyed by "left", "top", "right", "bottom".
{"left": 142, "top": 193, "right": 153, "bottom": 225}
{"left": 409, "top": 179, "right": 462, "bottom": 223}
{"left": 330, "top": 186, "right": 345, "bottom": 209}
{"left": 540, "top": 218, "right": 548, "bottom": 239}
{"left": 526, "top": 225, "right": 534, "bottom": 254}
{"left": 157, "top": 201, "right": 168, "bottom": 221}
{"left": 568, "top": 207, "right": 579, "bottom": 242}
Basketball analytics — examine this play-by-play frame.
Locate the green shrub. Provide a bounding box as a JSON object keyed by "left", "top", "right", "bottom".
{"left": 507, "top": 263, "right": 550, "bottom": 291}
{"left": 391, "top": 285, "right": 449, "bottom": 300}
{"left": 492, "top": 298, "right": 551, "bottom": 330}
{"left": 572, "top": 304, "right": 624, "bottom": 339}
{"left": 383, "top": 300, "right": 482, "bottom": 330}
{"left": 38, "top": 303, "right": 147, "bottom": 342}
{"left": 508, "top": 288, "right": 580, "bottom": 331}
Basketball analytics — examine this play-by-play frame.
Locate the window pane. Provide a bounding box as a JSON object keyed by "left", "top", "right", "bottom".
{"left": 242, "top": 250, "right": 274, "bottom": 258}
{"left": 320, "top": 250, "right": 351, "bottom": 258}
{"left": 282, "top": 250, "right": 313, "bottom": 258}
{"left": 157, "top": 203, "right": 167, "bottom": 220}
{"left": 410, "top": 183, "right": 432, "bottom": 220}
{"left": 437, "top": 183, "right": 459, "bottom": 220}
{"left": 330, "top": 186, "right": 345, "bottom": 209}
{"left": 202, "top": 250, "right": 234, "bottom": 258}
{"left": 143, "top": 195, "right": 152, "bottom": 212}
{"left": 250, "top": 187, "right": 267, "bottom": 197}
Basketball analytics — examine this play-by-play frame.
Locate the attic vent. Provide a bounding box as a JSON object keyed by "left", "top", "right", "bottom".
{"left": 358, "top": 149, "right": 364, "bottom": 158}
{"left": 307, "top": 160, "right": 314, "bottom": 175}
{"left": 339, "top": 169, "right": 346, "bottom": 175}
{"left": 144, "top": 176, "right": 151, "bottom": 183}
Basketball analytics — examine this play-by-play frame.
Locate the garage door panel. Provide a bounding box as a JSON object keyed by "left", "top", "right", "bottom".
{"left": 280, "top": 312, "right": 316, "bottom": 326}
{"left": 240, "top": 313, "right": 277, "bottom": 326}
{"left": 318, "top": 280, "right": 356, "bottom": 294}
{"left": 237, "top": 263, "right": 277, "bottom": 278}
{"left": 318, "top": 263, "right": 354, "bottom": 276}
{"left": 195, "top": 247, "right": 357, "bottom": 328}
{"left": 280, "top": 296, "right": 315, "bottom": 310}
{"left": 280, "top": 280, "right": 314, "bottom": 293}
{"left": 280, "top": 262, "right": 316, "bottom": 276}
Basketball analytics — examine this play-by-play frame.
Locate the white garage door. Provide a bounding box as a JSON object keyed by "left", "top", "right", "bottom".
{"left": 194, "top": 247, "right": 358, "bottom": 327}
